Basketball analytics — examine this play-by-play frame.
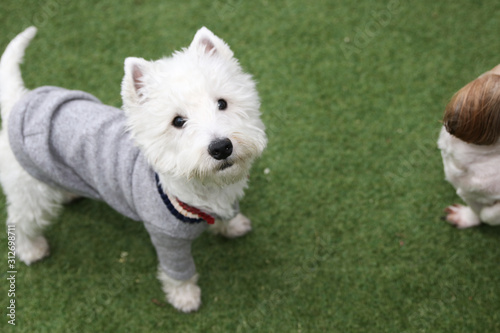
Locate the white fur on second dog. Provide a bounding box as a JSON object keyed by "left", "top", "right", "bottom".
{"left": 0, "top": 27, "right": 266, "bottom": 312}
{"left": 438, "top": 128, "right": 500, "bottom": 228}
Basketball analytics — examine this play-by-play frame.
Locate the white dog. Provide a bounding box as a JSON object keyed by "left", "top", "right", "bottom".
{"left": 439, "top": 65, "right": 500, "bottom": 228}
{"left": 0, "top": 27, "right": 266, "bottom": 312}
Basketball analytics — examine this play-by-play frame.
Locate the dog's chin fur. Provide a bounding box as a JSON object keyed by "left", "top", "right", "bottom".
{"left": 157, "top": 170, "right": 249, "bottom": 220}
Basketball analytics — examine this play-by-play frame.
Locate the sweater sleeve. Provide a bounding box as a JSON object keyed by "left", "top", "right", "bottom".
{"left": 143, "top": 221, "right": 197, "bottom": 281}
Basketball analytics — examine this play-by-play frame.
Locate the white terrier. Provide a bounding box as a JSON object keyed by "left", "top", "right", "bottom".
{"left": 0, "top": 26, "right": 266, "bottom": 312}
{"left": 439, "top": 65, "right": 500, "bottom": 229}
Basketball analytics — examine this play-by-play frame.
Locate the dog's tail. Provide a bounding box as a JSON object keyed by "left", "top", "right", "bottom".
{"left": 0, "top": 26, "right": 37, "bottom": 122}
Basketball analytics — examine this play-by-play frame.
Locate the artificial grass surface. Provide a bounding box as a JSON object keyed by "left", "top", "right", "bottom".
{"left": 1, "top": 0, "right": 500, "bottom": 332}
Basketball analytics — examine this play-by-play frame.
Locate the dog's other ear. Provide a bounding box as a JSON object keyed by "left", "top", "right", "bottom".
{"left": 122, "top": 57, "right": 150, "bottom": 105}
{"left": 189, "top": 27, "right": 234, "bottom": 59}
{"left": 443, "top": 73, "right": 500, "bottom": 145}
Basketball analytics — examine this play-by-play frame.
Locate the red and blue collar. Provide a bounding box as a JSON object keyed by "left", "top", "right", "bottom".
{"left": 155, "top": 174, "right": 215, "bottom": 224}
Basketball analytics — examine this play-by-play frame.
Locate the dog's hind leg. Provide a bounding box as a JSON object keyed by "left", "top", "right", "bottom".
{"left": 0, "top": 132, "right": 66, "bottom": 265}
{"left": 0, "top": 27, "right": 72, "bottom": 265}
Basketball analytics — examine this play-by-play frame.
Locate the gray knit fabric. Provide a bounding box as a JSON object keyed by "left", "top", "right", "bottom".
{"left": 8, "top": 86, "right": 208, "bottom": 280}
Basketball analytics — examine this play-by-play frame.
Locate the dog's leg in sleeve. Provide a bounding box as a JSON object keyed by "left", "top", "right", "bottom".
{"left": 143, "top": 222, "right": 201, "bottom": 312}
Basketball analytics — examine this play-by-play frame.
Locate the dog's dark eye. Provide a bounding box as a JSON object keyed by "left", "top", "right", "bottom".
{"left": 217, "top": 99, "right": 228, "bottom": 110}
{"left": 172, "top": 116, "right": 186, "bottom": 128}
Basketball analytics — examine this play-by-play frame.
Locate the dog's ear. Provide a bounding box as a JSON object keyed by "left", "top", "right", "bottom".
{"left": 443, "top": 73, "right": 500, "bottom": 145}
{"left": 189, "top": 27, "right": 234, "bottom": 59}
{"left": 122, "top": 57, "right": 150, "bottom": 106}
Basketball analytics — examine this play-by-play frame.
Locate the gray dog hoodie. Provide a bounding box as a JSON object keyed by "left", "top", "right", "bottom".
{"left": 8, "top": 86, "right": 216, "bottom": 281}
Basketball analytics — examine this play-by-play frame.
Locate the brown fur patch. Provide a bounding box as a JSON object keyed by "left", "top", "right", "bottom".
{"left": 443, "top": 73, "right": 500, "bottom": 145}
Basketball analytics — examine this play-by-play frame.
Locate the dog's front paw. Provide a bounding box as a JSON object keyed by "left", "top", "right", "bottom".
{"left": 225, "top": 213, "right": 252, "bottom": 238}
{"left": 211, "top": 213, "right": 252, "bottom": 238}
{"left": 444, "top": 204, "right": 481, "bottom": 229}
{"left": 17, "top": 235, "right": 50, "bottom": 265}
{"left": 167, "top": 281, "right": 201, "bottom": 313}
{"left": 157, "top": 269, "right": 201, "bottom": 313}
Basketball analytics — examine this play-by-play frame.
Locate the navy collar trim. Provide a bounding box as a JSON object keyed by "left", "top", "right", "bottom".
{"left": 155, "top": 174, "right": 214, "bottom": 224}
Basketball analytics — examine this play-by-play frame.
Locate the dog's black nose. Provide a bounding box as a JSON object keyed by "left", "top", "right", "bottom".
{"left": 208, "top": 138, "right": 233, "bottom": 160}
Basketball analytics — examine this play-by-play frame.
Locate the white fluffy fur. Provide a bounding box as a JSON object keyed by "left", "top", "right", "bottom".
{"left": 0, "top": 26, "right": 266, "bottom": 312}
{"left": 438, "top": 127, "right": 500, "bottom": 228}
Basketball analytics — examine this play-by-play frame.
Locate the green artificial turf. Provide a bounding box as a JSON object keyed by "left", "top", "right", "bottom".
{"left": 1, "top": 0, "right": 500, "bottom": 332}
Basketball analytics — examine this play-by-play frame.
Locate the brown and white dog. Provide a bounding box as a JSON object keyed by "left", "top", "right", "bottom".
{"left": 439, "top": 64, "right": 500, "bottom": 228}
